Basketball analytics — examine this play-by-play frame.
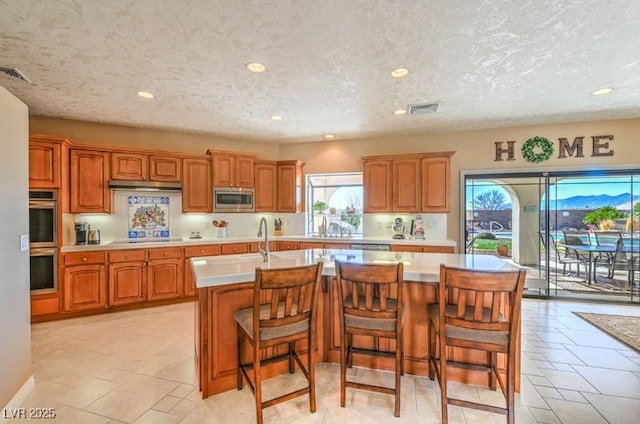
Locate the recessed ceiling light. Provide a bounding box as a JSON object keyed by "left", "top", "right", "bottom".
{"left": 394, "top": 109, "right": 407, "bottom": 115}
{"left": 324, "top": 134, "right": 335, "bottom": 139}
{"left": 137, "top": 91, "right": 154, "bottom": 99}
{"left": 270, "top": 115, "right": 282, "bottom": 121}
{"left": 591, "top": 87, "right": 613, "bottom": 96}
{"left": 246, "top": 62, "right": 266, "bottom": 73}
{"left": 390, "top": 67, "right": 409, "bottom": 78}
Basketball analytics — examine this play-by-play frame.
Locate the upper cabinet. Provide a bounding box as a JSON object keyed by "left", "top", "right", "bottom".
{"left": 29, "top": 135, "right": 70, "bottom": 189}
{"left": 70, "top": 149, "right": 111, "bottom": 213}
{"left": 422, "top": 155, "right": 451, "bottom": 212}
{"left": 254, "top": 160, "right": 277, "bottom": 212}
{"left": 208, "top": 150, "right": 256, "bottom": 188}
{"left": 363, "top": 151, "right": 454, "bottom": 213}
{"left": 111, "top": 151, "right": 181, "bottom": 182}
{"left": 182, "top": 157, "right": 212, "bottom": 213}
{"left": 277, "top": 160, "right": 305, "bottom": 212}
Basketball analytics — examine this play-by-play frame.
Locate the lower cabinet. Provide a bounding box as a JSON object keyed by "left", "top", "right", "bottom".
{"left": 277, "top": 241, "right": 299, "bottom": 251}
{"left": 63, "top": 252, "right": 107, "bottom": 312}
{"left": 108, "top": 250, "right": 146, "bottom": 306}
{"left": 147, "top": 248, "right": 184, "bottom": 301}
{"left": 184, "top": 245, "right": 221, "bottom": 297}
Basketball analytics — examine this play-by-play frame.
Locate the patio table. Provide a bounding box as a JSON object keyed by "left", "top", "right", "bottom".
{"left": 559, "top": 243, "right": 638, "bottom": 284}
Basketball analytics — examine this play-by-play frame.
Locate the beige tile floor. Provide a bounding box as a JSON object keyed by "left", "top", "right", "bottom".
{"left": 18, "top": 299, "right": 640, "bottom": 423}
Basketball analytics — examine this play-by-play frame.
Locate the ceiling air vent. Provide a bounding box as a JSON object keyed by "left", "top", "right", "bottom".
{"left": 0, "top": 67, "right": 32, "bottom": 83}
{"left": 408, "top": 102, "right": 439, "bottom": 115}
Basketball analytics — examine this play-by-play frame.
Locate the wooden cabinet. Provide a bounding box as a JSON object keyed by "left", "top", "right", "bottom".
{"left": 182, "top": 157, "right": 212, "bottom": 213}
{"left": 63, "top": 252, "right": 107, "bottom": 312}
{"left": 277, "top": 241, "right": 299, "bottom": 251}
{"left": 108, "top": 250, "right": 146, "bottom": 306}
{"left": 299, "top": 241, "right": 350, "bottom": 249}
{"left": 29, "top": 139, "right": 62, "bottom": 189}
{"left": 390, "top": 244, "right": 454, "bottom": 253}
{"left": 147, "top": 247, "right": 183, "bottom": 301}
{"left": 150, "top": 155, "right": 181, "bottom": 182}
{"left": 209, "top": 151, "right": 255, "bottom": 188}
{"left": 362, "top": 152, "right": 454, "bottom": 213}
{"left": 421, "top": 155, "right": 450, "bottom": 212}
{"left": 249, "top": 241, "right": 277, "bottom": 253}
{"left": 184, "top": 245, "right": 221, "bottom": 296}
{"left": 111, "top": 152, "right": 181, "bottom": 182}
{"left": 363, "top": 160, "right": 392, "bottom": 213}
{"left": 111, "top": 152, "right": 148, "bottom": 180}
{"left": 392, "top": 158, "right": 421, "bottom": 212}
{"left": 277, "top": 160, "right": 304, "bottom": 212}
{"left": 254, "top": 160, "right": 277, "bottom": 212}
{"left": 221, "top": 243, "right": 250, "bottom": 255}
{"left": 70, "top": 149, "right": 111, "bottom": 213}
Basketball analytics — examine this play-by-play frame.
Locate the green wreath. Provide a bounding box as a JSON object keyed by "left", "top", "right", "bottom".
{"left": 521, "top": 136, "right": 554, "bottom": 163}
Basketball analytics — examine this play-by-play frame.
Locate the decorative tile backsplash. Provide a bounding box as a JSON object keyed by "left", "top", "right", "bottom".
{"left": 127, "top": 195, "right": 170, "bottom": 239}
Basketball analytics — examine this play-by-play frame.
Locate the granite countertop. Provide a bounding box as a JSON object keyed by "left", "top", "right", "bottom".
{"left": 60, "top": 235, "right": 457, "bottom": 252}
{"left": 190, "top": 249, "right": 516, "bottom": 288}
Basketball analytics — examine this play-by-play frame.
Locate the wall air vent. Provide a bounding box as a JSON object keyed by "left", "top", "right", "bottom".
{"left": 408, "top": 102, "right": 439, "bottom": 115}
{"left": 0, "top": 67, "right": 32, "bottom": 83}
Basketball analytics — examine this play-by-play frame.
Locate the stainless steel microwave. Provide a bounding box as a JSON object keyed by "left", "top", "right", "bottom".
{"left": 213, "top": 187, "right": 255, "bottom": 212}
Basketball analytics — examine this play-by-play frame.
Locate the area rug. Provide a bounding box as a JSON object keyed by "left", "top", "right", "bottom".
{"left": 573, "top": 312, "right": 640, "bottom": 353}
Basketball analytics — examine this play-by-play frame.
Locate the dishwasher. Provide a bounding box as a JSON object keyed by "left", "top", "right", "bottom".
{"left": 349, "top": 243, "right": 391, "bottom": 251}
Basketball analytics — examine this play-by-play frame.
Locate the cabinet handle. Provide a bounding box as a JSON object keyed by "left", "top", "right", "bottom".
{"left": 163, "top": 252, "right": 168, "bottom": 256}
{"left": 200, "top": 249, "right": 204, "bottom": 253}
{"left": 83, "top": 257, "right": 87, "bottom": 261}
{"left": 125, "top": 255, "right": 129, "bottom": 259}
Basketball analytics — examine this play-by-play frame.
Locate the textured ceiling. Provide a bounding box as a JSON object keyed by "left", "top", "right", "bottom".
{"left": 1, "top": 0, "right": 640, "bottom": 144}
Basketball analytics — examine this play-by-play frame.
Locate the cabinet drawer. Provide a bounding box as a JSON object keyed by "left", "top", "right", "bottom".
{"left": 389, "top": 245, "right": 422, "bottom": 252}
{"left": 221, "top": 243, "right": 249, "bottom": 255}
{"left": 421, "top": 246, "right": 454, "bottom": 253}
{"left": 64, "top": 251, "right": 105, "bottom": 265}
{"left": 184, "top": 245, "right": 221, "bottom": 257}
{"left": 249, "top": 241, "right": 277, "bottom": 253}
{"left": 277, "top": 241, "right": 299, "bottom": 251}
{"left": 148, "top": 247, "right": 183, "bottom": 260}
{"left": 109, "top": 249, "right": 146, "bottom": 263}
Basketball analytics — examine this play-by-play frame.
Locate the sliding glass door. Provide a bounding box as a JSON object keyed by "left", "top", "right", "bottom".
{"left": 465, "top": 170, "right": 640, "bottom": 303}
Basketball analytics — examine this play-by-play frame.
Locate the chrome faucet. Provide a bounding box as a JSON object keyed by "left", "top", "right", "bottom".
{"left": 257, "top": 217, "right": 270, "bottom": 262}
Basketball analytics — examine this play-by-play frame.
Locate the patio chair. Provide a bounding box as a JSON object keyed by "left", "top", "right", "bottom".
{"left": 593, "top": 231, "right": 622, "bottom": 277}
{"left": 540, "top": 232, "right": 585, "bottom": 277}
{"left": 608, "top": 236, "right": 640, "bottom": 286}
{"left": 561, "top": 230, "right": 591, "bottom": 264}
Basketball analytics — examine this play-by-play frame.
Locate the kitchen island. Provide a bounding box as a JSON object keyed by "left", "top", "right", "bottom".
{"left": 190, "top": 249, "right": 521, "bottom": 398}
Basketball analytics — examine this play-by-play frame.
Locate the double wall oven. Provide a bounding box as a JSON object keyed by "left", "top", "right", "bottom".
{"left": 29, "top": 190, "right": 57, "bottom": 293}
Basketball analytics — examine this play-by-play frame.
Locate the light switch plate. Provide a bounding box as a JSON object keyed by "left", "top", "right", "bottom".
{"left": 20, "top": 234, "right": 29, "bottom": 252}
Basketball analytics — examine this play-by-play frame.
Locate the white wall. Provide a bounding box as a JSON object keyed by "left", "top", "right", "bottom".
{"left": 0, "top": 86, "right": 32, "bottom": 408}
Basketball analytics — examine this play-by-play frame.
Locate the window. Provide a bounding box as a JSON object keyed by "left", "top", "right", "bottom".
{"left": 306, "top": 173, "right": 363, "bottom": 235}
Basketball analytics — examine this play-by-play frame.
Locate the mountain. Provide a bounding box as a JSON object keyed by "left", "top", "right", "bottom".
{"left": 549, "top": 193, "right": 640, "bottom": 210}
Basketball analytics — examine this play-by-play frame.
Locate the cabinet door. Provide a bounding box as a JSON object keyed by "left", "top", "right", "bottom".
{"left": 392, "top": 158, "right": 421, "bottom": 212}
{"left": 235, "top": 156, "right": 255, "bottom": 188}
{"left": 277, "top": 162, "right": 303, "bottom": 212}
{"left": 254, "top": 162, "right": 277, "bottom": 212}
{"left": 147, "top": 258, "right": 183, "bottom": 301}
{"left": 109, "top": 261, "right": 146, "bottom": 306}
{"left": 389, "top": 245, "right": 423, "bottom": 252}
{"left": 299, "top": 242, "right": 325, "bottom": 249}
{"left": 184, "top": 245, "right": 221, "bottom": 296}
{"left": 182, "top": 158, "right": 212, "bottom": 213}
{"left": 63, "top": 264, "right": 107, "bottom": 311}
{"left": 277, "top": 241, "right": 299, "bottom": 251}
{"left": 29, "top": 141, "right": 60, "bottom": 188}
{"left": 422, "top": 157, "right": 450, "bottom": 212}
{"left": 221, "top": 243, "right": 250, "bottom": 255}
{"left": 150, "top": 155, "right": 181, "bottom": 182}
{"left": 212, "top": 154, "right": 235, "bottom": 187}
{"left": 70, "top": 150, "right": 111, "bottom": 213}
{"left": 363, "top": 160, "right": 392, "bottom": 213}
{"left": 111, "top": 152, "right": 148, "bottom": 180}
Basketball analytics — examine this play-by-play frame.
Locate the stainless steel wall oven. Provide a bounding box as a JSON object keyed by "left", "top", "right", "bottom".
{"left": 29, "top": 190, "right": 58, "bottom": 293}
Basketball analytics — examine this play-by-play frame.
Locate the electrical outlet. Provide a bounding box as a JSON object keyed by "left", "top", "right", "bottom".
{"left": 20, "top": 234, "right": 29, "bottom": 252}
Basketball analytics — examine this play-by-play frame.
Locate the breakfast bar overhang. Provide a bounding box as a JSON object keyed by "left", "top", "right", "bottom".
{"left": 190, "top": 249, "right": 521, "bottom": 398}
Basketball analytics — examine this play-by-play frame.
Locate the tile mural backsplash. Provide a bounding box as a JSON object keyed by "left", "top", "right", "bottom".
{"left": 128, "top": 195, "right": 170, "bottom": 239}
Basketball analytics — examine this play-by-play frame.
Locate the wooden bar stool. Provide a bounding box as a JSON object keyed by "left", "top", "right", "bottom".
{"left": 428, "top": 264, "right": 526, "bottom": 424}
{"left": 234, "top": 262, "right": 323, "bottom": 424}
{"left": 334, "top": 260, "right": 404, "bottom": 417}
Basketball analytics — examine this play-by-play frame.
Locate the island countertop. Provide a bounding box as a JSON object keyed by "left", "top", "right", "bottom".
{"left": 190, "top": 249, "right": 519, "bottom": 288}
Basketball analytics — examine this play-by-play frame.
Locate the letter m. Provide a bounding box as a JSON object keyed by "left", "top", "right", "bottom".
{"left": 558, "top": 137, "right": 584, "bottom": 158}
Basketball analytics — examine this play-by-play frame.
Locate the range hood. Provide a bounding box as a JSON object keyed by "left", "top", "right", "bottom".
{"left": 108, "top": 180, "right": 183, "bottom": 191}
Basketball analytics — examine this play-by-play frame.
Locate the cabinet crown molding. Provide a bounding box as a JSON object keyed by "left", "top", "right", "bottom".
{"left": 361, "top": 150, "right": 456, "bottom": 161}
